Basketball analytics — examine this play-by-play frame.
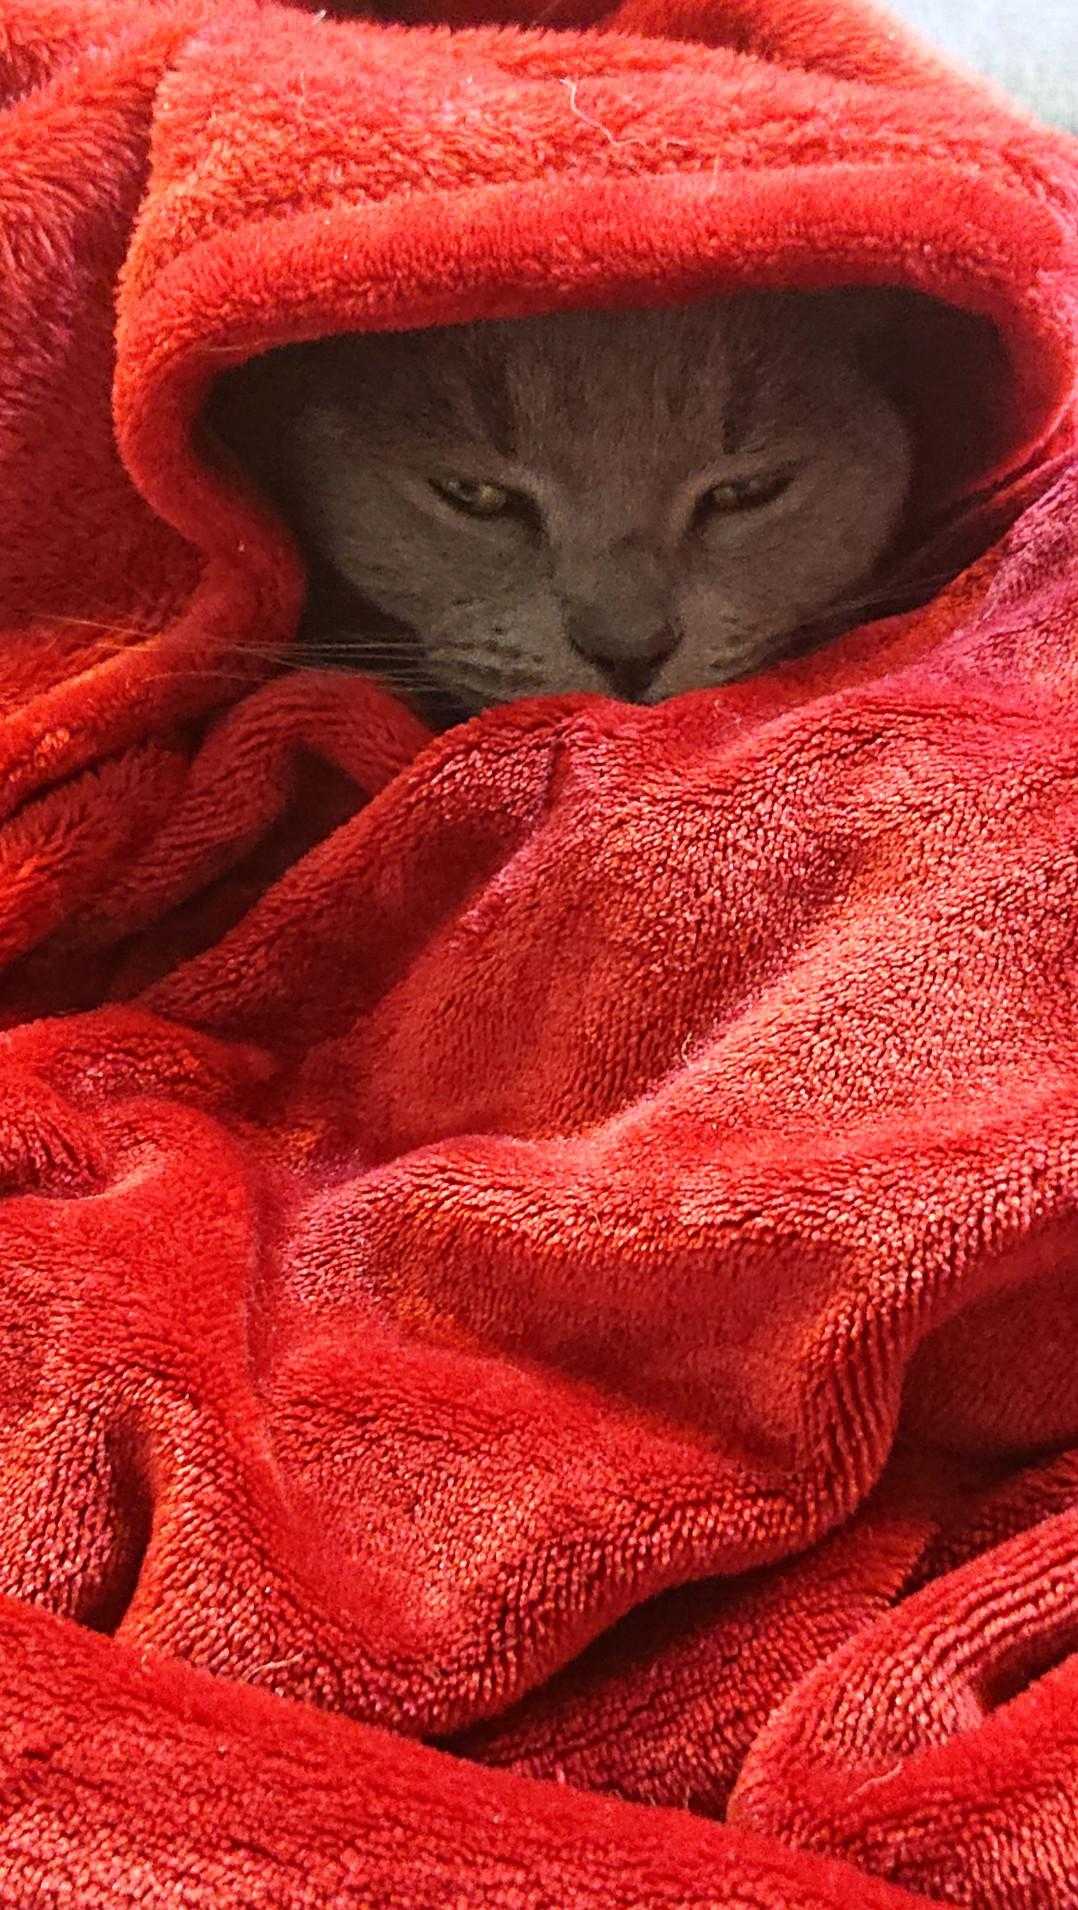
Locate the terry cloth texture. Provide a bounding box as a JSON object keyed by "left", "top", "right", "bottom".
{"left": 0, "top": 0, "right": 1076, "bottom": 1901}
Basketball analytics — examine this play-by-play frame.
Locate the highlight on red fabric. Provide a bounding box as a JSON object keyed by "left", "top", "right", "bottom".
{"left": 0, "top": 0, "right": 1076, "bottom": 1900}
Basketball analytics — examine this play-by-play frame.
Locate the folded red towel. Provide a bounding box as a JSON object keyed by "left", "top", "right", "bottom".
{"left": 0, "top": 0, "right": 1076, "bottom": 1901}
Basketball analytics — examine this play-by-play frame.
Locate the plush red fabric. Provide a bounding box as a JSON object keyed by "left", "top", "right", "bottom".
{"left": 1, "top": 0, "right": 1077, "bottom": 1900}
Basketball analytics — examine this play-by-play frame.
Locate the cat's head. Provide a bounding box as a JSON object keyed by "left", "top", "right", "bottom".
{"left": 218, "top": 294, "right": 912, "bottom": 718}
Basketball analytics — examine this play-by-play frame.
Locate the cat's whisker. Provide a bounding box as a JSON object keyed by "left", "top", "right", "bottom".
{"left": 26, "top": 612, "right": 172, "bottom": 639}
{"left": 321, "top": 647, "right": 434, "bottom": 662}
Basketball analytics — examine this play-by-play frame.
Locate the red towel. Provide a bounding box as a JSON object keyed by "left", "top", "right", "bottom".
{"left": 1, "top": 0, "right": 1077, "bottom": 1900}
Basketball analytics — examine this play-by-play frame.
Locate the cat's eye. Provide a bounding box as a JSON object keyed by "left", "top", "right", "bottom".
{"left": 701, "top": 469, "right": 796, "bottom": 515}
{"left": 431, "top": 476, "right": 514, "bottom": 517}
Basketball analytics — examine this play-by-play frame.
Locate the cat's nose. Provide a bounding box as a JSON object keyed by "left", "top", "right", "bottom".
{"left": 595, "top": 648, "right": 675, "bottom": 700}
{"left": 567, "top": 614, "right": 680, "bottom": 697}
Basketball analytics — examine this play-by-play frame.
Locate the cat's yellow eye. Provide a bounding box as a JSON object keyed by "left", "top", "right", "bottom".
{"left": 432, "top": 476, "right": 513, "bottom": 517}
{"left": 704, "top": 470, "right": 794, "bottom": 514}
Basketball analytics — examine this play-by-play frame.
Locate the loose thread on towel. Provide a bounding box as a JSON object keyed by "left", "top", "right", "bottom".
{"left": 559, "top": 76, "right": 619, "bottom": 144}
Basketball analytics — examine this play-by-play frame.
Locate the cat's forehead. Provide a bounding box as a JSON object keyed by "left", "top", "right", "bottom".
{"left": 423, "top": 303, "right": 772, "bottom": 442}
{"left": 334, "top": 296, "right": 844, "bottom": 461}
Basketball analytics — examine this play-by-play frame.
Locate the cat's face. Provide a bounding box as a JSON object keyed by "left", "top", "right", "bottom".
{"left": 224, "top": 295, "right": 912, "bottom": 717}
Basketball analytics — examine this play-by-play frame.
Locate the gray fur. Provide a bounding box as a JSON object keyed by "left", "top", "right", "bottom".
{"left": 216, "top": 293, "right": 912, "bottom": 719}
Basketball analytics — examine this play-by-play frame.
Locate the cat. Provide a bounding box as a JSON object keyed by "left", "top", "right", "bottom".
{"left": 209, "top": 292, "right": 913, "bottom": 725}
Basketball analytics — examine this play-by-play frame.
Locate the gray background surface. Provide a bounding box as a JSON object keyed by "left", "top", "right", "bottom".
{"left": 887, "top": 0, "right": 1076, "bottom": 130}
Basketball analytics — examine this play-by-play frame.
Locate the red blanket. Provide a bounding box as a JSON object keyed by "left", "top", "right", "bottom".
{"left": 1, "top": 0, "right": 1077, "bottom": 1900}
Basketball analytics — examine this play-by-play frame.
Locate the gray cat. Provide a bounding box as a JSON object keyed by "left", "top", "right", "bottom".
{"left": 212, "top": 293, "right": 912, "bottom": 722}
